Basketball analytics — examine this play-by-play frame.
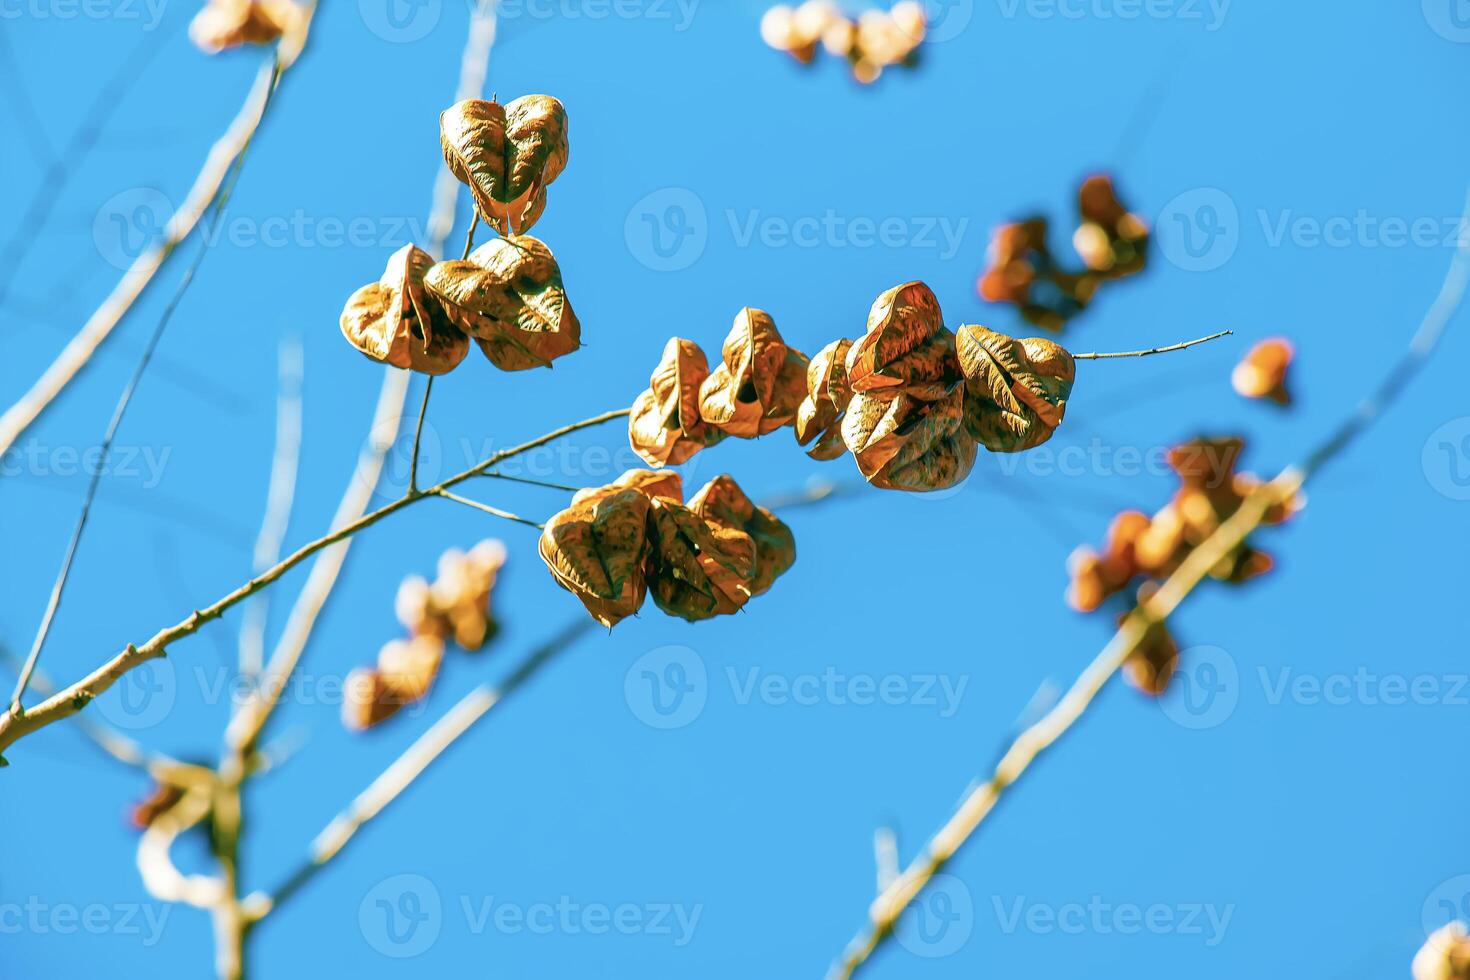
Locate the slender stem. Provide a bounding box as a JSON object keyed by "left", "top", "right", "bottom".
{"left": 409, "top": 376, "right": 434, "bottom": 494}
{"left": 828, "top": 188, "right": 1470, "bottom": 980}
{"left": 461, "top": 213, "right": 479, "bottom": 259}
{"left": 436, "top": 489, "right": 544, "bottom": 528}
{"left": 0, "top": 408, "right": 630, "bottom": 761}
{"left": 1072, "top": 329, "right": 1232, "bottom": 360}
{"left": 479, "top": 471, "right": 584, "bottom": 493}
{"left": 9, "top": 148, "right": 256, "bottom": 716}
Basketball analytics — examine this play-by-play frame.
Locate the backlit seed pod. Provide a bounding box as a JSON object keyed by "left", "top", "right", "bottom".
{"left": 341, "top": 244, "right": 470, "bottom": 375}
{"left": 645, "top": 498, "right": 756, "bottom": 621}
{"left": 1075, "top": 175, "right": 1149, "bottom": 281}
{"left": 847, "top": 282, "right": 961, "bottom": 399}
{"left": 1414, "top": 922, "right": 1470, "bottom": 980}
{"left": 629, "top": 338, "right": 727, "bottom": 467}
{"left": 343, "top": 668, "right": 404, "bottom": 731}
{"left": 429, "top": 540, "right": 507, "bottom": 650}
{"left": 842, "top": 386, "right": 977, "bottom": 492}
{"left": 424, "top": 236, "right": 580, "bottom": 371}
{"left": 1231, "top": 337, "right": 1294, "bottom": 406}
{"left": 539, "top": 486, "right": 653, "bottom": 627}
{"left": 129, "top": 781, "right": 187, "bottom": 830}
{"left": 794, "top": 338, "right": 853, "bottom": 461}
{"left": 698, "top": 308, "right": 809, "bottom": 438}
{"left": 1065, "top": 510, "right": 1150, "bottom": 612}
{"left": 688, "top": 474, "right": 796, "bottom": 596}
{"left": 956, "top": 324, "right": 1075, "bottom": 453}
{"left": 376, "top": 634, "right": 446, "bottom": 704}
{"left": 439, "top": 95, "right": 569, "bottom": 235}
{"left": 189, "top": 0, "right": 302, "bottom": 53}
{"left": 890, "top": 0, "right": 927, "bottom": 43}
{"left": 394, "top": 575, "right": 439, "bottom": 636}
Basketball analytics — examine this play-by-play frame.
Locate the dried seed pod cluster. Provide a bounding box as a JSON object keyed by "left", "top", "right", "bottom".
{"left": 1066, "top": 437, "right": 1303, "bottom": 695}
{"left": 1415, "top": 923, "right": 1470, "bottom": 980}
{"left": 629, "top": 309, "right": 808, "bottom": 466}
{"left": 340, "top": 95, "right": 579, "bottom": 376}
{"left": 1232, "top": 337, "right": 1294, "bottom": 406}
{"left": 539, "top": 470, "right": 795, "bottom": 627}
{"left": 629, "top": 282, "right": 1077, "bottom": 494}
{"left": 979, "top": 174, "right": 1150, "bottom": 332}
{"left": 344, "top": 541, "right": 507, "bottom": 730}
{"left": 760, "top": 1, "right": 926, "bottom": 84}
{"left": 189, "top": 0, "right": 303, "bottom": 53}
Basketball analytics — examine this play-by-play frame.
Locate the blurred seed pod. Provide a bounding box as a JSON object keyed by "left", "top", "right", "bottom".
{"left": 1415, "top": 922, "right": 1470, "bottom": 980}
{"left": 889, "top": 0, "right": 927, "bottom": 44}
{"left": 343, "top": 668, "right": 403, "bottom": 731}
{"left": 189, "top": 0, "right": 302, "bottom": 53}
{"left": 842, "top": 386, "right": 976, "bottom": 492}
{"left": 956, "top": 324, "right": 1075, "bottom": 453}
{"left": 129, "top": 780, "right": 187, "bottom": 830}
{"left": 978, "top": 220, "right": 1049, "bottom": 306}
{"left": 439, "top": 95, "right": 568, "bottom": 235}
{"left": 688, "top": 474, "right": 796, "bottom": 596}
{"left": 645, "top": 497, "right": 756, "bottom": 621}
{"left": 1232, "top": 337, "right": 1294, "bottom": 406}
{"left": 539, "top": 486, "right": 653, "bottom": 628}
{"left": 341, "top": 244, "right": 470, "bottom": 375}
{"left": 1066, "top": 509, "right": 1150, "bottom": 612}
{"left": 430, "top": 540, "right": 508, "bottom": 650}
{"left": 1074, "top": 174, "right": 1149, "bottom": 281}
{"left": 394, "top": 575, "right": 440, "bottom": 637}
{"left": 1120, "top": 586, "right": 1179, "bottom": 696}
{"left": 342, "top": 634, "right": 446, "bottom": 731}
{"left": 629, "top": 338, "right": 728, "bottom": 467}
{"left": 424, "top": 235, "right": 580, "bottom": 371}
{"left": 794, "top": 338, "right": 854, "bottom": 460}
{"left": 697, "top": 308, "right": 809, "bottom": 439}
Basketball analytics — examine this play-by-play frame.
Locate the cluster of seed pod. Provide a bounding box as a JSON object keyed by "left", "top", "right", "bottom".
{"left": 1416, "top": 923, "right": 1470, "bottom": 980}
{"left": 1066, "top": 437, "right": 1302, "bottom": 694}
{"left": 343, "top": 540, "right": 507, "bottom": 730}
{"left": 1232, "top": 337, "right": 1294, "bottom": 406}
{"left": 979, "top": 174, "right": 1150, "bottom": 332}
{"left": 539, "top": 470, "right": 795, "bottom": 627}
{"left": 189, "top": 0, "right": 302, "bottom": 52}
{"left": 630, "top": 281, "right": 1077, "bottom": 493}
{"left": 340, "top": 95, "right": 578, "bottom": 375}
{"left": 760, "top": 1, "right": 926, "bottom": 84}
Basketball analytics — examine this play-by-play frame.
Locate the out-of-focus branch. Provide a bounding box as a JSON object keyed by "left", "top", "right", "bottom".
{"left": 828, "top": 188, "right": 1470, "bottom": 980}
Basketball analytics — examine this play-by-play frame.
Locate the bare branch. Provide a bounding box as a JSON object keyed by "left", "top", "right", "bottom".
{"left": 435, "top": 489, "right": 544, "bottom": 528}
{"left": 1072, "top": 329, "right": 1232, "bottom": 360}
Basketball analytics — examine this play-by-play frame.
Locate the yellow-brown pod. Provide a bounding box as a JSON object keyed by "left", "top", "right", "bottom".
{"left": 423, "top": 235, "right": 580, "bottom": 371}
{"left": 697, "top": 308, "right": 809, "bottom": 439}
{"left": 841, "top": 386, "right": 976, "bottom": 492}
{"left": 794, "top": 337, "right": 853, "bottom": 461}
{"left": 688, "top": 474, "right": 795, "bottom": 596}
{"left": 189, "top": 0, "right": 303, "bottom": 53}
{"left": 956, "top": 324, "right": 1075, "bottom": 452}
{"left": 340, "top": 244, "right": 470, "bottom": 375}
{"left": 644, "top": 498, "right": 755, "bottom": 621}
{"left": 846, "top": 281, "right": 960, "bottom": 400}
{"left": 439, "top": 95, "right": 569, "bottom": 234}
{"left": 629, "top": 338, "right": 727, "bottom": 466}
{"left": 538, "top": 486, "right": 652, "bottom": 628}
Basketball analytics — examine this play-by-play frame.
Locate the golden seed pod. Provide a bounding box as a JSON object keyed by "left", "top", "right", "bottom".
{"left": 697, "top": 307, "right": 809, "bottom": 439}
{"left": 688, "top": 474, "right": 796, "bottom": 597}
{"left": 423, "top": 235, "right": 580, "bottom": 371}
{"left": 1231, "top": 337, "right": 1294, "bottom": 406}
{"left": 340, "top": 244, "right": 470, "bottom": 376}
{"left": 629, "top": 338, "right": 728, "bottom": 467}
{"left": 956, "top": 324, "right": 1075, "bottom": 453}
{"left": 846, "top": 281, "right": 961, "bottom": 399}
{"left": 794, "top": 337, "right": 854, "bottom": 461}
{"left": 1415, "top": 922, "right": 1470, "bottom": 980}
{"left": 539, "top": 486, "right": 653, "bottom": 628}
{"left": 440, "top": 95, "right": 569, "bottom": 235}
{"left": 645, "top": 497, "right": 755, "bottom": 621}
{"left": 842, "top": 385, "right": 976, "bottom": 492}
{"left": 189, "top": 0, "right": 302, "bottom": 53}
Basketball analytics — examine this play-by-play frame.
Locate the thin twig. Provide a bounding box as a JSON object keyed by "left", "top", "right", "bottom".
{"left": 0, "top": 29, "right": 309, "bottom": 459}
{"left": 479, "top": 471, "right": 583, "bottom": 493}
{"left": 409, "top": 376, "right": 434, "bottom": 494}
{"left": 828, "top": 188, "right": 1470, "bottom": 980}
{"left": 9, "top": 149, "right": 256, "bottom": 715}
{"left": 239, "top": 338, "right": 305, "bottom": 678}
{"left": 1072, "top": 329, "right": 1232, "bottom": 360}
{"left": 435, "top": 489, "right": 544, "bottom": 529}
{"left": 462, "top": 212, "right": 479, "bottom": 259}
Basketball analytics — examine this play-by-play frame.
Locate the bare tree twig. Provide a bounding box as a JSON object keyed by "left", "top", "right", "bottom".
{"left": 408, "top": 376, "right": 434, "bottom": 494}
{"left": 435, "top": 489, "right": 545, "bottom": 528}
{"left": 828, "top": 188, "right": 1470, "bottom": 980}
{"left": 1073, "top": 329, "right": 1232, "bottom": 360}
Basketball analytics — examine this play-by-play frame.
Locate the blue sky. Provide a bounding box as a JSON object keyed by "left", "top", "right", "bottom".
{"left": 2, "top": 1, "right": 1469, "bottom": 977}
